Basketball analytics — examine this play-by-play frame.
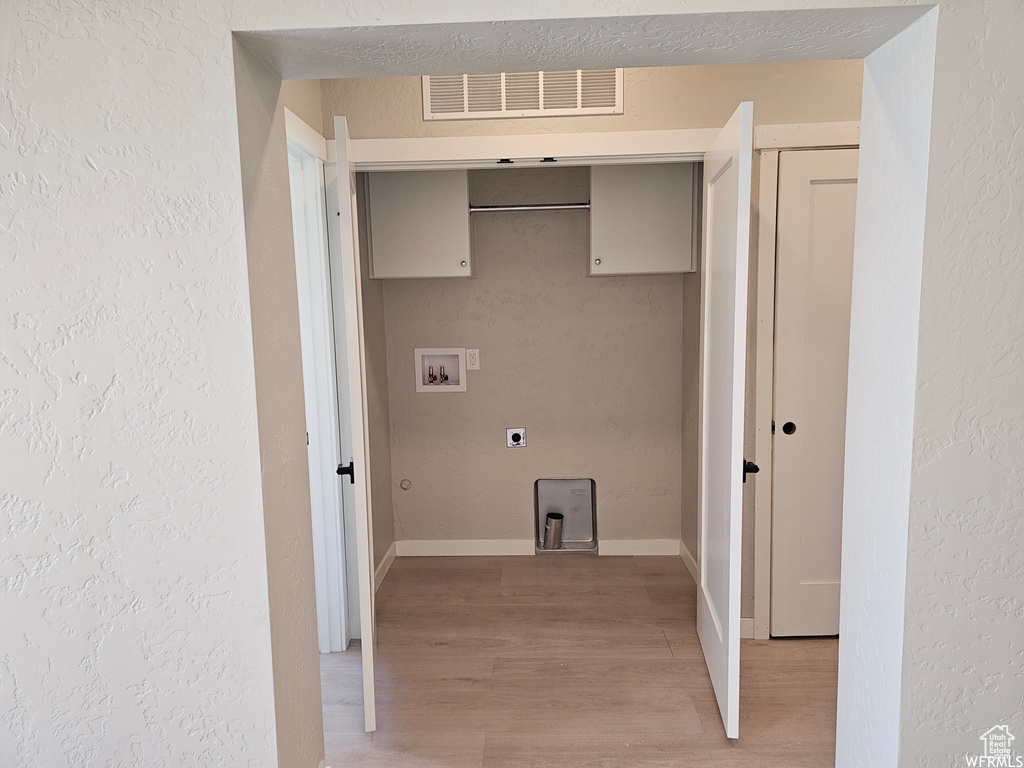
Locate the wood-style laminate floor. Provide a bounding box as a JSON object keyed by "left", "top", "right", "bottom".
{"left": 321, "top": 556, "right": 838, "bottom": 767}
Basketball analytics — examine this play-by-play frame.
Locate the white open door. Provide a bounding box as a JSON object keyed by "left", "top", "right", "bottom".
{"left": 696, "top": 101, "right": 753, "bottom": 740}
{"left": 327, "top": 116, "right": 377, "bottom": 733}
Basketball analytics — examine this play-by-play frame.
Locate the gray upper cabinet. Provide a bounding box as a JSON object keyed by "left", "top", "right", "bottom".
{"left": 367, "top": 170, "right": 472, "bottom": 278}
{"left": 589, "top": 162, "right": 699, "bottom": 275}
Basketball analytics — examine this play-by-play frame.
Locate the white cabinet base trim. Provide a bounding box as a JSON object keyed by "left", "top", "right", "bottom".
{"left": 374, "top": 541, "right": 397, "bottom": 591}
{"left": 680, "top": 538, "right": 699, "bottom": 585}
{"left": 740, "top": 618, "right": 755, "bottom": 639}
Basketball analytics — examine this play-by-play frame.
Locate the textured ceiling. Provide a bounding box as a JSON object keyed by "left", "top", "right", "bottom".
{"left": 235, "top": 8, "right": 930, "bottom": 80}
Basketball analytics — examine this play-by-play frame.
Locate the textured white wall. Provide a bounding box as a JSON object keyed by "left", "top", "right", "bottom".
{"left": 0, "top": 10, "right": 283, "bottom": 768}
{"left": 836, "top": 12, "right": 937, "bottom": 768}
{"left": 3, "top": 2, "right": 1019, "bottom": 767}
{"left": 382, "top": 167, "right": 685, "bottom": 543}
{"left": 901, "top": 0, "right": 1024, "bottom": 764}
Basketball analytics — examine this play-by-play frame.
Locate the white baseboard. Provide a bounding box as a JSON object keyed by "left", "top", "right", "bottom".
{"left": 395, "top": 539, "right": 534, "bottom": 557}
{"left": 374, "top": 540, "right": 397, "bottom": 591}
{"left": 599, "top": 539, "right": 681, "bottom": 556}
{"left": 679, "top": 538, "right": 699, "bottom": 584}
{"left": 394, "top": 539, "right": 689, "bottom": 557}
{"left": 676, "top": 539, "right": 753, "bottom": 638}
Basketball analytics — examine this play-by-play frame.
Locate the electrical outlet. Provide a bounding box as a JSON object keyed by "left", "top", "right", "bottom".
{"left": 506, "top": 427, "right": 526, "bottom": 448}
{"left": 466, "top": 349, "right": 480, "bottom": 370}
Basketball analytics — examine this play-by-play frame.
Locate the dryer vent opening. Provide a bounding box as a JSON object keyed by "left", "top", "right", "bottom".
{"left": 535, "top": 479, "right": 597, "bottom": 555}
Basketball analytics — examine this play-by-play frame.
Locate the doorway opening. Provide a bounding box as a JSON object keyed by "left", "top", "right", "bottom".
{"left": 285, "top": 97, "right": 847, "bottom": 765}
{"left": 235, "top": 7, "right": 937, "bottom": 768}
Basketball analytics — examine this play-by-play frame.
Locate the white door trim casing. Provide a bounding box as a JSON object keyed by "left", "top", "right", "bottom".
{"left": 751, "top": 133, "right": 863, "bottom": 641}
{"left": 285, "top": 108, "right": 328, "bottom": 161}
{"left": 326, "top": 121, "right": 859, "bottom": 171}
{"left": 751, "top": 149, "right": 779, "bottom": 641}
{"left": 326, "top": 127, "right": 718, "bottom": 171}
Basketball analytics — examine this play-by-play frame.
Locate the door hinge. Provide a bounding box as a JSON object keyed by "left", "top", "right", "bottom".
{"left": 743, "top": 459, "right": 760, "bottom": 483}
{"left": 337, "top": 460, "right": 355, "bottom": 484}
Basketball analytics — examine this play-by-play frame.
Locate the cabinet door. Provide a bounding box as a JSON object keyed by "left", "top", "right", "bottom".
{"left": 590, "top": 163, "right": 697, "bottom": 275}
{"left": 367, "top": 170, "right": 471, "bottom": 278}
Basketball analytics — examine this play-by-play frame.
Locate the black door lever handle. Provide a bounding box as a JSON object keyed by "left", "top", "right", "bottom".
{"left": 337, "top": 460, "right": 355, "bottom": 484}
{"left": 743, "top": 459, "right": 760, "bottom": 483}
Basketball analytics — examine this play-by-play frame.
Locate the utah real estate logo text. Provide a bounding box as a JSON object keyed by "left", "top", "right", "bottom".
{"left": 965, "top": 726, "right": 1022, "bottom": 767}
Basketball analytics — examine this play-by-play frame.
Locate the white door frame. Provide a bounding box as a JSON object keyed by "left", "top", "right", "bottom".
{"left": 285, "top": 109, "right": 355, "bottom": 653}
{"left": 750, "top": 121, "right": 860, "bottom": 639}
{"left": 327, "top": 127, "right": 717, "bottom": 170}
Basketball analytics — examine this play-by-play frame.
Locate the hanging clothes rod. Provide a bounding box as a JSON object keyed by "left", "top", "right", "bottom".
{"left": 468, "top": 202, "right": 591, "bottom": 213}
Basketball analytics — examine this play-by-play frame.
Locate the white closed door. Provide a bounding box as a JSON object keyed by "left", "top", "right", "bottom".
{"left": 327, "top": 116, "right": 377, "bottom": 732}
{"left": 696, "top": 101, "right": 753, "bottom": 740}
{"left": 771, "top": 148, "right": 859, "bottom": 637}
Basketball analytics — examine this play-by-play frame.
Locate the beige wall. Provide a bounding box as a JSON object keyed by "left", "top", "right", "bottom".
{"left": 319, "top": 60, "right": 863, "bottom": 139}
{"left": 235, "top": 42, "right": 324, "bottom": 768}
{"left": 280, "top": 78, "right": 324, "bottom": 134}
{"left": 383, "top": 167, "right": 685, "bottom": 543}
{"left": 356, "top": 176, "right": 397, "bottom": 565}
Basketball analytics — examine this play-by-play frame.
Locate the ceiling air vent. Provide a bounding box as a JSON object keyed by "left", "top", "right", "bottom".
{"left": 422, "top": 69, "right": 623, "bottom": 121}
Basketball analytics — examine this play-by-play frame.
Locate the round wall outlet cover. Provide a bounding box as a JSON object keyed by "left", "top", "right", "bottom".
{"left": 506, "top": 427, "right": 527, "bottom": 447}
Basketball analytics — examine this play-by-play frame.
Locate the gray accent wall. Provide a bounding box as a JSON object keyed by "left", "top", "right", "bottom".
{"left": 382, "top": 167, "right": 687, "bottom": 544}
